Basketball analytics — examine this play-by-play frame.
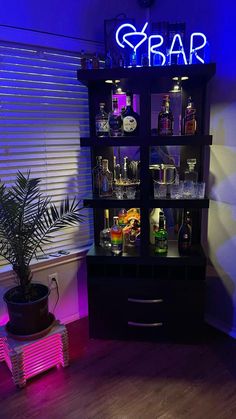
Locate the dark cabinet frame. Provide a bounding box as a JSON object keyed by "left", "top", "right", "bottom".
{"left": 77, "top": 63, "right": 216, "bottom": 340}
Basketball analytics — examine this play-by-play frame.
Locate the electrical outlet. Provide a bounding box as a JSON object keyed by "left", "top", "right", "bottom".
{"left": 48, "top": 272, "right": 59, "bottom": 289}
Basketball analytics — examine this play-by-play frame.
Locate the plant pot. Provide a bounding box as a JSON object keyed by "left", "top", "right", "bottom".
{"left": 3, "top": 283, "right": 51, "bottom": 336}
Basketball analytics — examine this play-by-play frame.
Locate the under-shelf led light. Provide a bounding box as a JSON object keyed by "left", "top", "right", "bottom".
{"left": 105, "top": 79, "right": 120, "bottom": 84}
{"left": 172, "top": 76, "right": 189, "bottom": 81}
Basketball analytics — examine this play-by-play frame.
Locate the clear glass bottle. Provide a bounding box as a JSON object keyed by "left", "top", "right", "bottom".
{"left": 154, "top": 211, "right": 168, "bottom": 254}
{"left": 178, "top": 210, "right": 192, "bottom": 254}
{"left": 122, "top": 92, "right": 139, "bottom": 136}
{"left": 130, "top": 51, "right": 137, "bottom": 67}
{"left": 184, "top": 158, "right": 198, "bottom": 183}
{"left": 108, "top": 98, "right": 123, "bottom": 137}
{"left": 99, "top": 159, "right": 113, "bottom": 197}
{"left": 184, "top": 97, "right": 197, "bottom": 135}
{"left": 95, "top": 103, "right": 109, "bottom": 137}
{"left": 157, "top": 95, "right": 174, "bottom": 136}
{"left": 111, "top": 216, "right": 123, "bottom": 254}
{"left": 104, "top": 51, "right": 112, "bottom": 68}
{"left": 141, "top": 53, "right": 149, "bottom": 67}
{"left": 153, "top": 53, "right": 162, "bottom": 67}
{"left": 99, "top": 209, "right": 111, "bottom": 249}
{"left": 92, "top": 155, "right": 102, "bottom": 195}
{"left": 113, "top": 156, "right": 121, "bottom": 182}
{"left": 113, "top": 156, "right": 117, "bottom": 182}
{"left": 123, "top": 156, "right": 128, "bottom": 181}
{"left": 118, "top": 54, "right": 125, "bottom": 68}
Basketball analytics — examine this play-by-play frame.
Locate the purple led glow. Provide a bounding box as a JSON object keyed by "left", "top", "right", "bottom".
{"left": 113, "top": 93, "right": 139, "bottom": 113}
{"left": 0, "top": 314, "right": 9, "bottom": 326}
{"left": 0, "top": 323, "right": 69, "bottom": 386}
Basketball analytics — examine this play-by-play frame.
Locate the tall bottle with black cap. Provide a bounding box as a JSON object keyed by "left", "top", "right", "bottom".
{"left": 178, "top": 210, "right": 192, "bottom": 254}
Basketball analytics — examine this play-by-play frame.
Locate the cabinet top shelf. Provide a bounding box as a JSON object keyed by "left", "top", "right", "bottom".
{"left": 86, "top": 243, "right": 206, "bottom": 267}
{"left": 80, "top": 135, "right": 212, "bottom": 147}
{"left": 77, "top": 63, "right": 216, "bottom": 85}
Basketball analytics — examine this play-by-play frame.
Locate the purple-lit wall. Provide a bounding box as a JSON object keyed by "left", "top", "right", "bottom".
{"left": 0, "top": 0, "right": 235, "bottom": 335}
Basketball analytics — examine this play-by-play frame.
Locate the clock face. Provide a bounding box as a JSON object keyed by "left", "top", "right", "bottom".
{"left": 137, "top": 0, "right": 155, "bottom": 7}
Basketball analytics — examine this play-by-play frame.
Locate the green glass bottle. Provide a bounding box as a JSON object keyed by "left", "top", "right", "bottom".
{"left": 154, "top": 211, "right": 168, "bottom": 254}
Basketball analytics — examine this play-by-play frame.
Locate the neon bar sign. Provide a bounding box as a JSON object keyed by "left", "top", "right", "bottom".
{"left": 116, "top": 22, "right": 208, "bottom": 65}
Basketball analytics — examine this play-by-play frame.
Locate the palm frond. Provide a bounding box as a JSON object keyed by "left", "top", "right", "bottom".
{"left": 0, "top": 171, "right": 86, "bottom": 289}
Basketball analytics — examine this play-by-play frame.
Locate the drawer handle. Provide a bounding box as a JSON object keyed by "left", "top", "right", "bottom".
{"left": 128, "top": 321, "right": 163, "bottom": 328}
{"left": 128, "top": 298, "right": 163, "bottom": 304}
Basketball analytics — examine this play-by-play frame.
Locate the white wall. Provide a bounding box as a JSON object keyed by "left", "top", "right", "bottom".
{"left": 0, "top": 0, "right": 236, "bottom": 334}
{"left": 0, "top": 252, "right": 88, "bottom": 325}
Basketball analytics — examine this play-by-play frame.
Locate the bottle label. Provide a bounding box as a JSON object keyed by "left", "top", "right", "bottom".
{"left": 159, "top": 117, "right": 172, "bottom": 135}
{"left": 185, "top": 119, "right": 196, "bottom": 135}
{"left": 185, "top": 109, "right": 196, "bottom": 134}
{"left": 123, "top": 116, "right": 137, "bottom": 132}
{"left": 109, "top": 115, "right": 122, "bottom": 135}
{"left": 96, "top": 120, "right": 109, "bottom": 133}
{"left": 155, "top": 237, "right": 168, "bottom": 250}
{"left": 101, "top": 175, "right": 109, "bottom": 193}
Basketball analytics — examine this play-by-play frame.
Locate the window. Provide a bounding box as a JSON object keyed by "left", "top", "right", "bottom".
{"left": 0, "top": 41, "right": 93, "bottom": 266}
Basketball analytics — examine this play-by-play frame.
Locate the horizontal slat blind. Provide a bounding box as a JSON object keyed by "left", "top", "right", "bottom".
{"left": 0, "top": 42, "right": 93, "bottom": 266}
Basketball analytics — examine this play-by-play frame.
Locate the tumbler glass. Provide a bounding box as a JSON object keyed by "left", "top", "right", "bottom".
{"left": 154, "top": 182, "right": 167, "bottom": 198}
{"left": 195, "top": 182, "right": 206, "bottom": 199}
{"left": 170, "top": 182, "right": 183, "bottom": 199}
{"left": 126, "top": 186, "right": 136, "bottom": 199}
{"left": 182, "top": 181, "right": 195, "bottom": 198}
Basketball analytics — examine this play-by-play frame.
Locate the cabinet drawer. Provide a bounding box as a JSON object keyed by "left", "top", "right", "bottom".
{"left": 126, "top": 278, "right": 166, "bottom": 299}
{"left": 127, "top": 296, "right": 165, "bottom": 324}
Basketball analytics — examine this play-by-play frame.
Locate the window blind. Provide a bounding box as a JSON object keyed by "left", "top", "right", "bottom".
{"left": 0, "top": 41, "right": 93, "bottom": 266}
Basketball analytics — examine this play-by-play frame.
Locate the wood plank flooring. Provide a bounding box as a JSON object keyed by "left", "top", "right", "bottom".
{"left": 1, "top": 318, "right": 236, "bottom": 419}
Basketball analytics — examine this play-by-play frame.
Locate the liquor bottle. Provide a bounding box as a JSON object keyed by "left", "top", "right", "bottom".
{"left": 113, "top": 156, "right": 117, "bottom": 182}
{"left": 157, "top": 95, "right": 174, "bottom": 136}
{"left": 104, "top": 51, "right": 112, "bottom": 68}
{"left": 99, "top": 159, "right": 113, "bottom": 197}
{"left": 113, "top": 156, "right": 121, "bottom": 182}
{"left": 99, "top": 209, "right": 111, "bottom": 249}
{"left": 95, "top": 103, "right": 109, "bottom": 137}
{"left": 184, "top": 158, "right": 198, "bottom": 183}
{"left": 118, "top": 54, "right": 125, "bottom": 68}
{"left": 184, "top": 97, "right": 197, "bottom": 135}
{"left": 110, "top": 216, "right": 123, "bottom": 254}
{"left": 130, "top": 51, "right": 137, "bottom": 67}
{"left": 92, "top": 53, "right": 100, "bottom": 69}
{"left": 92, "top": 155, "right": 102, "bottom": 195}
{"left": 178, "top": 210, "right": 192, "bottom": 254}
{"left": 118, "top": 208, "right": 127, "bottom": 228}
{"left": 80, "top": 50, "right": 87, "bottom": 70}
{"left": 122, "top": 92, "right": 139, "bottom": 136}
{"left": 149, "top": 208, "right": 161, "bottom": 245}
{"left": 108, "top": 98, "right": 123, "bottom": 137}
{"left": 153, "top": 53, "right": 163, "bottom": 67}
{"left": 141, "top": 53, "right": 149, "bottom": 67}
{"left": 154, "top": 211, "right": 168, "bottom": 254}
{"left": 123, "top": 156, "right": 128, "bottom": 180}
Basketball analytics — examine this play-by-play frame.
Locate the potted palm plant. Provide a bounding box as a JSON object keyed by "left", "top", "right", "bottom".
{"left": 0, "top": 171, "right": 85, "bottom": 336}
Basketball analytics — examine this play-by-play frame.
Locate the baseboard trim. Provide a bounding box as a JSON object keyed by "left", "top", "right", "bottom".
{"left": 60, "top": 313, "right": 82, "bottom": 325}
{"left": 205, "top": 313, "right": 236, "bottom": 339}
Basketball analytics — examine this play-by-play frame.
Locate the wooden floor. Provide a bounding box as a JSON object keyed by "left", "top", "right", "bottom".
{"left": 1, "top": 318, "right": 236, "bottom": 419}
